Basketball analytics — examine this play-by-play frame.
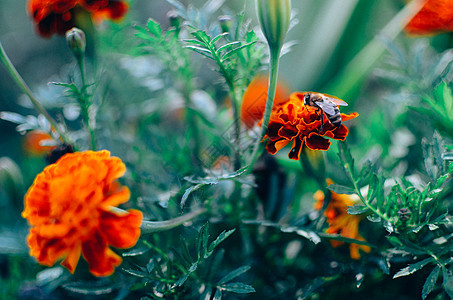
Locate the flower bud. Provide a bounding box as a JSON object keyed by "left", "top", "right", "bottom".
{"left": 218, "top": 15, "right": 233, "bottom": 33}
{"left": 167, "top": 10, "right": 183, "bottom": 30}
{"left": 256, "top": 0, "right": 291, "bottom": 51}
{"left": 65, "top": 27, "right": 86, "bottom": 58}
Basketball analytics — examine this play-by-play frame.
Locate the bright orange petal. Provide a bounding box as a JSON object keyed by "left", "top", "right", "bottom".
{"left": 99, "top": 209, "right": 142, "bottom": 249}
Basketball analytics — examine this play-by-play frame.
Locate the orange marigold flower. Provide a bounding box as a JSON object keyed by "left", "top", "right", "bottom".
{"left": 241, "top": 75, "right": 290, "bottom": 129}
{"left": 263, "top": 92, "right": 358, "bottom": 160}
{"left": 405, "top": 0, "right": 453, "bottom": 35}
{"left": 314, "top": 183, "right": 371, "bottom": 259}
{"left": 22, "top": 150, "right": 143, "bottom": 277}
{"left": 23, "top": 130, "right": 56, "bottom": 155}
{"left": 27, "top": 0, "right": 129, "bottom": 37}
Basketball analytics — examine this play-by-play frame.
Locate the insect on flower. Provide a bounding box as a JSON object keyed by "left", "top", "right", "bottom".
{"left": 303, "top": 92, "right": 348, "bottom": 132}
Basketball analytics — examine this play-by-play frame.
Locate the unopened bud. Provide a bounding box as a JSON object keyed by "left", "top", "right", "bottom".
{"left": 398, "top": 208, "right": 411, "bottom": 222}
{"left": 256, "top": 0, "right": 291, "bottom": 51}
{"left": 218, "top": 15, "right": 233, "bottom": 33}
{"left": 65, "top": 27, "right": 86, "bottom": 58}
{"left": 167, "top": 10, "right": 183, "bottom": 29}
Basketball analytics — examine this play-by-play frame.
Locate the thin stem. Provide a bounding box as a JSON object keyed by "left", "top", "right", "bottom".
{"left": 247, "top": 47, "right": 281, "bottom": 173}
{"left": 140, "top": 207, "right": 207, "bottom": 235}
{"left": 76, "top": 55, "right": 96, "bottom": 150}
{"left": 0, "top": 41, "right": 72, "bottom": 145}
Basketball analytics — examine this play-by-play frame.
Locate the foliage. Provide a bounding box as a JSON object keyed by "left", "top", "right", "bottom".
{"left": 2, "top": 0, "right": 453, "bottom": 299}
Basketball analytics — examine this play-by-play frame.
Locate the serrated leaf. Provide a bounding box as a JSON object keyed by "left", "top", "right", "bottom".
{"left": 197, "top": 223, "right": 210, "bottom": 260}
{"left": 422, "top": 266, "right": 440, "bottom": 299}
{"left": 147, "top": 18, "right": 162, "bottom": 37}
{"left": 347, "top": 205, "right": 370, "bottom": 215}
{"left": 338, "top": 141, "right": 356, "bottom": 181}
{"left": 174, "top": 263, "right": 198, "bottom": 287}
{"left": 442, "top": 267, "right": 453, "bottom": 298}
{"left": 185, "top": 45, "right": 214, "bottom": 60}
{"left": 393, "top": 257, "right": 434, "bottom": 279}
{"left": 281, "top": 227, "right": 321, "bottom": 244}
{"left": 222, "top": 41, "right": 257, "bottom": 61}
{"left": 184, "top": 39, "right": 207, "bottom": 46}
{"left": 123, "top": 268, "right": 148, "bottom": 278}
{"left": 181, "top": 184, "right": 203, "bottom": 209}
{"left": 211, "top": 32, "right": 229, "bottom": 44}
{"left": 366, "top": 214, "right": 381, "bottom": 222}
{"left": 367, "top": 174, "right": 379, "bottom": 202}
{"left": 208, "top": 229, "right": 236, "bottom": 254}
{"left": 218, "top": 266, "right": 251, "bottom": 285}
{"left": 216, "top": 41, "right": 241, "bottom": 55}
{"left": 327, "top": 184, "right": 356, "bottom": 195}
{"left": 220, "top": 282, "right": 255, "bottom": 294}
{"left": 191, "top": 30, "right": 211, "bottom": 44}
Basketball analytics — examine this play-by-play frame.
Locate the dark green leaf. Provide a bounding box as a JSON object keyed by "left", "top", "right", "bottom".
{"left": 211, "top": 32, "right": 229, "bottom": 44}
{"left": 208, "top": 229, "right": 236, "bottom": 254}
{"left": 175, "top": 263, "right": 198, "bottom": 287}
{"left": 442, "top": 267, "right": 453, "bottom": 298}
{"left": 181, "top": 184, "right": 203, "bottom": 209}
{"left": 218, "top": 266, "right": 251, "bottom": 285}
{"left": 213, "top": 289, "right": 222, "bottom": 300}
{"left": 327, "top": 184, "right": 356, "bottom": 195}
{"left": 197, "top": 223, "right": 210, "bottom": 260}
{"left": 220, "top": 282, "right": 255, "bottom": 294}
{"left": 185, "top": 45, "right": 214, "bottom": 60}
{"left": 338, "top": 141, "right": 356, "bottom": 181}
{"left": 367, "top": 174, "right": 379, "bottom": 202}
{"left": 347, "top": 205, "right": 370, "bottom": 215}
{"left": 122, "top": 246, "right": 151, "bottom": 257}
{"left": 122, "top": 268, "right": 148, "bottom": 278}
{"left": 422, "top": 266, "right": 440, "bottom": 299}
{"left": 393, "top": 258, "right": 434, "bottom": 279}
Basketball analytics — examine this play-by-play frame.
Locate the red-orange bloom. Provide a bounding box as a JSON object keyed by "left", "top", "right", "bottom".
{"left": 241, "top": 75, "right": 290, "bottom": 129}
{"left": 23, "top": 130, "right": 56, "bottom": 155}
{"left": 22, "top": 150, "right": 142, "bottom": 277}
{"left": 263, "top": 92, "right": 358, "bottom": 160}
{"left": 314, "top": 184, "right": 371, "bottom": 259}
{"left": 27, "top": 0, "right": 128, "bottom": 37}
{"left": 405, "top": 0, "right": 453, "bottom": 35}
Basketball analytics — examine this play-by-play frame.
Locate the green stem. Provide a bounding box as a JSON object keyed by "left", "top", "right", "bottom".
{"left": 76, "top": 54, "right": 96, "bottom": 150}
{"left": 140, "top": 207, "right": 207, "bottom": 235}
{"left": 247, "top": 47, "right": 281, "bottom": 173}
{"left": 0, "top": 41, "right": 72, "bottom": 145}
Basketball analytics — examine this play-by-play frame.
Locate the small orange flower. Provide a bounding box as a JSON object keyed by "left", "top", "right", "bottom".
{"left": 263, "top": 92, "right": 358, "bottom": 160}
{"left": 314, "top": 183, "right": 371, "bottom": 259}
{"left": 405, "top": 0, "right": 453, "bottom": 35}
{"left": 241, "top": 75, "right": 290, "bottom": 129}
{"left": 22, "top": 150, "right": 142, "bottom": 277}
{"left": 23, "top": 130, "right": 56, "bottom": 155}
{"left": 27, "top": 0, "right": 128, "bottom": 37}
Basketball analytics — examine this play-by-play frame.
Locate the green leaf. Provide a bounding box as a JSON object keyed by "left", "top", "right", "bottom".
{"left": 122, "top": 246, "right": 151, "bottom": 257}
{"left": 175, "top": 263, "right": 198, "bottom": 287}
{"left": 213, "top": 289, "right": 222, "bottom": 300}
{"left": 422, "top": 266, "right": 440, "bottom": 299}
{"left": 211, "top": 32, "right": 229, "bottom": 44}
{"left": 393, "top": 258, "right": 434, "bottom": 279}
{"left": 222, "top": 41, "right": 257, "bottom": 61}
{"left": 218, "top": 266, "right": 251, "bottom": 285}
{"left": 181, "top": 184, "right": 204, "bottom": 209}
{"left": 347, "top": 205, "right": 370, "bottom": 215}
{"left": 191, "top": 30, "right": 211, "bottom": 44}
{"left": 185, "top": 45, "right": 214, "bottom": 60}
{"left": 327, "top": 184, "right": 356, "bottom": 195}
{"left": 367, "top": 174, "right": 379, "bottom": 202}
{"left": 216, "top": 41, "right": 241, "bottom": 55}
{"left": 197, "top": 223, "right": 210, "bottom": 260}
{"left": 147, "top": 18, "right": 162, "bottom": 37}
{"left": 220, "top": 282, "right": 255, "bottom": 294}
{"left": 442, "top": 267, "right": 453, "bottom": 298}
{"left": 207, "top": 229, "right": 236, "bottom": 254}
{"left": 338, "top": 141, "right": 356, "bottom": 181}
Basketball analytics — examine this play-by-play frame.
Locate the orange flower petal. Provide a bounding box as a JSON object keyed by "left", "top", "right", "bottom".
{"left": 99, "top": 209, "right": 143, "bottom": 249}
{"left": 22, "top": 150, "right": 141, "bottom": 276}
{"left": 81, "top": 230, "right": 122, "bottom": 277}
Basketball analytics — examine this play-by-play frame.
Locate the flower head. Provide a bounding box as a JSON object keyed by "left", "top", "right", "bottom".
{"left": 263, "top": 92, "right": 358, "bottom": 160}
{"left": 241, "top": 75, "right": 290, "bottom": 129}
{"left": 405, "top": 0, "right": 453, "bottom": 35}
{"left": 23, "top": 130, "right": 56, "bottom": 155}
{"left": 27, "top": 0, "right": 128, "bottom": 37}
{"left": 314, "top": 183, "right": 371, "bottom": 259}
{"left": 22, "top": 150, "right": 142, "bottom": 277}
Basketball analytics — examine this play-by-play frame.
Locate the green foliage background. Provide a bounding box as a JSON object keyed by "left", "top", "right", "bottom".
{"left": 1, "top": 0, "right": 453, "bottom": 299}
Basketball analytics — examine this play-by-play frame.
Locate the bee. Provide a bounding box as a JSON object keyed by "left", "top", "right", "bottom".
{"left": 303, "top": 92, "right": 348, "bottom": 131}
